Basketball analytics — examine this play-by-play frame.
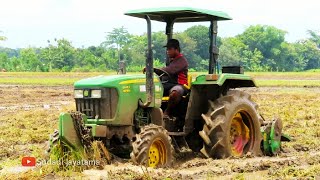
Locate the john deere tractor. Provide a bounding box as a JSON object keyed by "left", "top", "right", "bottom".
{"left": 48, "top": 7, "right": 290, "bottom": 168}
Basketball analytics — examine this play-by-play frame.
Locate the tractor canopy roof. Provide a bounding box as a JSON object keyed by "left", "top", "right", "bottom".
{"left": 125, "top": 7, "right": 232, "bottom": 22}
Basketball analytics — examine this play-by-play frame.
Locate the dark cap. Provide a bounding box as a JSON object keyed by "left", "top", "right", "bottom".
{"left": 163, "top": 39, "right": 180, "bottom": 49}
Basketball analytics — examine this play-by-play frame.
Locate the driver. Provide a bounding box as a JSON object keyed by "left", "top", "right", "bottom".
{"left": 161, "top": 39, "right": 188, "bottom": 118}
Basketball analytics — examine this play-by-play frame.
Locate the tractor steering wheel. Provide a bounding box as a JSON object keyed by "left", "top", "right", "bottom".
{"left": 153, "top": 68, "right": 171, "bottom": 84}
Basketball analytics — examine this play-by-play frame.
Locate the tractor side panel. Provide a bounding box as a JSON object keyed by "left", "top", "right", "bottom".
{"left": 114, "top": 80, "right": 163, "bottom": 125}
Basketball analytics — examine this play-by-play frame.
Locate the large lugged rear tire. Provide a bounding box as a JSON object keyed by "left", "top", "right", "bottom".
{"left": 130, "top": 124, "right": 174, "bottom": 167}
{"left": 199, "top": 90, "right": 262, "bottom": 159}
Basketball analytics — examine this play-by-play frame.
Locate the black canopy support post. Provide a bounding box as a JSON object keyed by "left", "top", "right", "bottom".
{"left": 165, "top": 18, "right": 174, "bottom": 65}
{"left": 209, "top": 20, "right": 219, "bottom": 74}
{"left": 165, "top": 18, "right": 174, "bottom": 41}
{"left": 139, "top": 15, "right": 154, "bottom": 108}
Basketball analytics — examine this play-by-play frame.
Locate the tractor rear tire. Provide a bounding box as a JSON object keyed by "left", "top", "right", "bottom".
{"left": 130, "top": 124, "right": 174, "bottom": 167}
{"left": 199, "top": 90, "right": 262, "bottom": 159}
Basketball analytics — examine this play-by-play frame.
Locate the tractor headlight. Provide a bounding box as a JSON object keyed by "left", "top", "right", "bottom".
{"left": 74, "top": 90, "right": 83, "bottom": 98}
{"left": 91, "top": 90, "right": 101, "bottom": 98}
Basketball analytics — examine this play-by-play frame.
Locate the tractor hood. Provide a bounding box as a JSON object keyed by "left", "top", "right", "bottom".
{"left": 74, "top": 74, "right": 150, "bottom": 88}
{"left": 73, "top": 74, "right": 163, "bottom": 126}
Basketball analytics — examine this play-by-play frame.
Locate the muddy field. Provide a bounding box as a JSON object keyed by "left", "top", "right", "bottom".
{"left": 0, "top": 84, "right": 320, "bottom": 179}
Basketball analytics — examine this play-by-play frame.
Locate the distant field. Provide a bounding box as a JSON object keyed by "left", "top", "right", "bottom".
{"left": 249, "top": 72, "right": 320, "bottom": 87}
{"left": 0, "top": 72, "right": 320, "bottom": 87}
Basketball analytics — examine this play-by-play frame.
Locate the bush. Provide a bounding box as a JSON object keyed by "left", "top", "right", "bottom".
{"left": 306, "top": 69, "right": 320, "bottom": 72}
{"left": 96, "top": 64, "right": 108, "bottom": 72}
{"left": 71, "top": 65, "right": 92, "bottom": 72}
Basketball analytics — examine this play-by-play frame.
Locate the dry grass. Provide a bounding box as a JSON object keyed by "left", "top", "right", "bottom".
{"left": 248, "top": 87, "right": 320, "bottom": 152}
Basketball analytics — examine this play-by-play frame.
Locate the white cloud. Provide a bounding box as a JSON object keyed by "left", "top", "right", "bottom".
{"left": 0, "top": 0, "right": 319, "bottom": 48}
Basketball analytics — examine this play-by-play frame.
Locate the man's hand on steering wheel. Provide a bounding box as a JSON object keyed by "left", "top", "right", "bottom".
{"left": 153, "top": 68, "right": 171, "bottom": 83}
{"left": 142, "top": 67, "right": 171, "bottom": 83}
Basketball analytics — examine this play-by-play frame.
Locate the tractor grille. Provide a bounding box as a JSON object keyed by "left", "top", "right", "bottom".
{"left": 75, "top": 88, "right": 118, "bottom": 119}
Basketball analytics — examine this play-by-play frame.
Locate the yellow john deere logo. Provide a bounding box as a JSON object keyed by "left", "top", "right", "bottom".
{"left": 83, "top": 90, "right": 89, "bottom": 97}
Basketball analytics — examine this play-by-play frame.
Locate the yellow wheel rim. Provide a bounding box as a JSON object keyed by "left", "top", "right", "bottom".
{"left": 230, "top": 112, "right": 250, "bottom": 156}
{"left": 148, "top": 138, "right": 166, "bottom": 167}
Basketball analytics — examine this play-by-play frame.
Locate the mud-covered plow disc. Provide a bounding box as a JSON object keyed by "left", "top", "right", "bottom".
{"left": 46, "top": 111, "right": 111, "bottom": 171}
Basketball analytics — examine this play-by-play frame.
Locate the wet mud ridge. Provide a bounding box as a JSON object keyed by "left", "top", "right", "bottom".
{"left": 83, "top": 151, "right": 320, "bottom": 179}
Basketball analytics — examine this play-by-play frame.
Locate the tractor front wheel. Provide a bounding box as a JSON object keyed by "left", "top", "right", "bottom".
{"left": 199, "top": 90, "right": 262, "bottom": 159}
{"left": 130, "top": 124, "right": 174, "bottom": 167}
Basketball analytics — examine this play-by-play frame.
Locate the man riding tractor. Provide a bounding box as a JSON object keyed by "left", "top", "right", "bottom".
{"left": 144, "top": 38, "right": 188, "bottom": 120}
{"left": 48, "top": 7, "right": 291, "bottom": 169}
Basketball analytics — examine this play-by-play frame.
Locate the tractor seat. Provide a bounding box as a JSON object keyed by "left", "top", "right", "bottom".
{"left": 162, "top": 74, "right": 192, "bottom": 102}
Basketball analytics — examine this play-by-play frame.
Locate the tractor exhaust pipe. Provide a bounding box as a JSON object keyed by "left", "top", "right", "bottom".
{"left": 139, "top": 15, "right": 154, "bottom": 108}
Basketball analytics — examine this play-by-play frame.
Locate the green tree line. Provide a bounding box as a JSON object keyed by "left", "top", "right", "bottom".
{"left": 0, "top": 25, "right": 319, "bottom": 72}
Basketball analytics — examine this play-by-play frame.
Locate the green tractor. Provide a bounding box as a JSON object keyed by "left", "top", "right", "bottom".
{"left": 48, "top": 7, "right": 290, "bottom": 168}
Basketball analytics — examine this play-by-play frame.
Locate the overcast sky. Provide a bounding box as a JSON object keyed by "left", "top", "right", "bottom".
{"left": 0, "top": 0, "right": 319, "bottom": 48}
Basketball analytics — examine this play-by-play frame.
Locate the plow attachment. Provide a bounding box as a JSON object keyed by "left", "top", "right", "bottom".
{"left": 47, "top": 111, "right": 110, "bottom": 171}
{"left": 57, "top": 113, "right": 84, "bottom": 152}
{"left": 261, "top": 118, "right": 291, "bottom": 156}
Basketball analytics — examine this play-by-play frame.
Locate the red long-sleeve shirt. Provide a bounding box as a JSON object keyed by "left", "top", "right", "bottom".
{"left": 162, "top": 54, "right": 188, "bottom": 85}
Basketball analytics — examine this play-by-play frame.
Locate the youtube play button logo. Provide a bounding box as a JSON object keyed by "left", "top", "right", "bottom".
{"left": 22, "top": 157, "right": 36, "bottom": 166}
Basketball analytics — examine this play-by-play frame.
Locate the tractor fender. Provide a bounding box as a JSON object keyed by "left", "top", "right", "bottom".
{"left": 185, "top": 74, "right": 256, "bottom": 135}
{"left": 150, "top": 107, "right": 164, "bottom": 126}
{"left": 192, "top": 74, "right": 256, "bottom": 88}
{"left": 222, "top": 78, "right": 256, "bottom": 89}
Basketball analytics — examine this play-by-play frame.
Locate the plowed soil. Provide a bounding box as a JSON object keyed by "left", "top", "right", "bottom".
{"left": 0, "top": 85, "right": 319, "bottom": 179}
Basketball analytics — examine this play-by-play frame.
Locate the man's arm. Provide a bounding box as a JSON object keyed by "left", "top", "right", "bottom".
{"left": 162, "top": 58, "right": 188, "bottom": 75}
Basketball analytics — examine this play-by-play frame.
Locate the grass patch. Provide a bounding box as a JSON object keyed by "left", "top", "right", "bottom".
{"left": 0, "top": 77, "right": 79, "bottom": 85}
{"left": 250, "top": 87, "right": 320, "bottom": 152}
{"left": 269, "top": 164, "right": 320, "bottom": 178}
{"left": 1, "top": 71, "right": 320, "bottom": 87}
{"left": 255, "top": 79, "right": 320, "bottom": 87}
{"left": 247, "top": 71, "right": 320, "bottom": 79}
{"left": 0, "top": 107, "right": 108, "bottom": 179}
